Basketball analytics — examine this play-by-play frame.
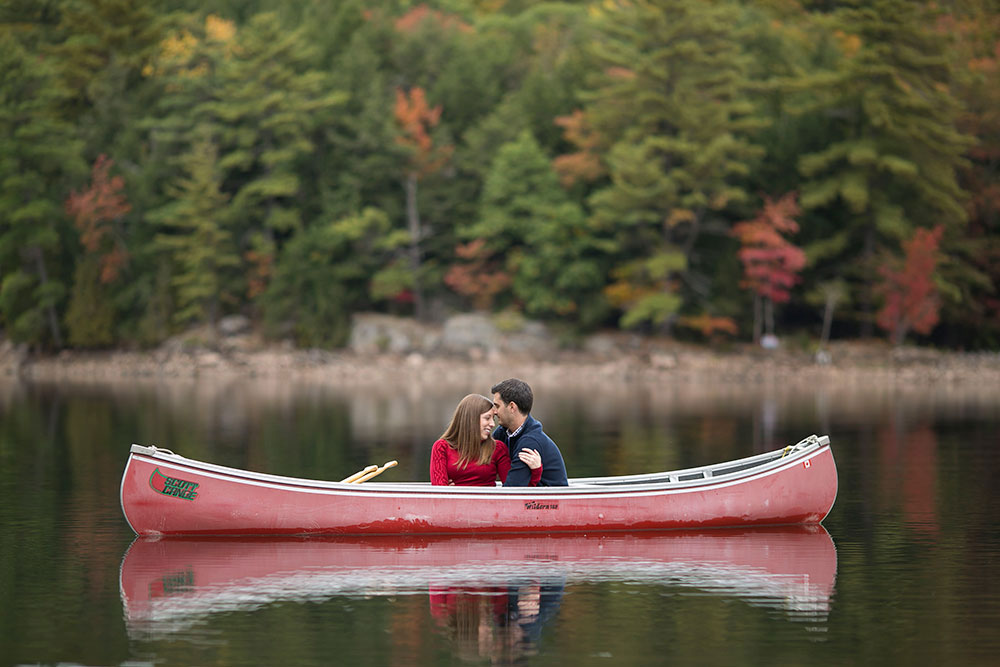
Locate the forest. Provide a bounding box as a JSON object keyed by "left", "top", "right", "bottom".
{"left": 1, "top": 0, "right": 998, "bottom": 351}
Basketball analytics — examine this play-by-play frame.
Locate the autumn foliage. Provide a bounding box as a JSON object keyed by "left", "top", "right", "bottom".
{"left": 553, "top": 110, "right": 604, "bottom": 187}
{"left": 731, "top": 193, "right": 806, "bottom": 304}
{"left": 677, "top": 314, "right": 739, "bottom": 339}
{"left": 875, "top": 225, "right": 944, "bottom": 345}
{"left": 394, "top": 87, "right": 452, "bottom": 177}
{"left": 443, "top": 239, "right": 511, "bottom": 311}
{"left": 393, "top": 5, "right": 472, "bottom": 34}
{"left": 65, "top": 155, "right": 131, "bottom": 283}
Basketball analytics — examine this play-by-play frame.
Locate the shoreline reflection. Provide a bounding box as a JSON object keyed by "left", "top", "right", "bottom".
{"left": 119, "top": 526, "right": 837, "bottom": 649}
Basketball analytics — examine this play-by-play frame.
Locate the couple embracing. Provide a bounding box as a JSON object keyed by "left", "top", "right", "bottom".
{"left": 429, "top": 378, "right": 568, "bottom": 487}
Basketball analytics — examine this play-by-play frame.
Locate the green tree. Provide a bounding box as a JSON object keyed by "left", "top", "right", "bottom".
{"left": 794, "top": 0, "right": 971, "bottom": 335}
{"left": 147, "top": 130, "right": 238, "bottom": 327}
{"left": 582, "top": 0, "right": 764, "bottom": 330}
{"left": 260, "top": 207, "right": 407, "bottom": 347}
{"left": 64, "top": 258, "right": 116, "bottom": 347}
{"left": 0, "top": 31, "right": 85, "bottom": 347}
{"left": 464, "top": 130, "right": 608, "bottom": 326}
{"left": 936, "top": 1, "right": 1000, "bottom": 347}
{"left": 207, "top": 12, "right": 345, "bottom": 252}
{"left": 141, "top": 12, "right": 345, "bottom": 310}
{"left": 46, "top": 0, "right": 164, "bottom": 156}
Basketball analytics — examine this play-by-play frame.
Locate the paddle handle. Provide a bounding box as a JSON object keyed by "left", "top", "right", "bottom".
{"left": 340, "top": 465, "right": 378, "bottom": 483}
{"left": 353, "top": 460, "right": 398, "bottom": 484}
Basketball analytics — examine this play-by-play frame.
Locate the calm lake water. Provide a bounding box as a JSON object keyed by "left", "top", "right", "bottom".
{"left": 2, "top": 372, "right": 999, "bottom": 666}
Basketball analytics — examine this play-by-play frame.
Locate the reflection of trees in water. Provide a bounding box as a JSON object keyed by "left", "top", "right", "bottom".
{"left": 4, "top": 375, "right": 997, "bottom": 484}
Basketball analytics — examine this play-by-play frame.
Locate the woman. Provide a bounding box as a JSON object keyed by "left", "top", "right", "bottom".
{"left": 430, "top": 394, "right": 542, "bottom": 486}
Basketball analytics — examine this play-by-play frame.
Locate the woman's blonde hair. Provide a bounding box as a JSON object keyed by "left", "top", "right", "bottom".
{"left": 439, "top": 393, "right": 495, "bottom": 467}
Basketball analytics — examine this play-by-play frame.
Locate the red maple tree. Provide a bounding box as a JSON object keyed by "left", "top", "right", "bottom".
{"left": 875, "top": 225, "right": 944, "bottom": 345}
{"left": 731, "top": 193, "right": 806, "bottom": 342}
{"left": 65, "top": 155, "right": 131, "bottom": 283}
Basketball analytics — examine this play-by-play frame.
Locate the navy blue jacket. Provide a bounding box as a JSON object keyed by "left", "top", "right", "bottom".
{"left": 493, "top": 415, "right": 568, "bottom": 487}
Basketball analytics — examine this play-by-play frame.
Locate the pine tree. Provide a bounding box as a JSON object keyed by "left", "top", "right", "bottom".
{"left": 583, "top": 0, "right": 765, "bottom": 330}
{"left": 261, "top": 208, "right": 406, "bottom": 347}
{"left": 937, "top": 1, "right": 1000, "bottom": 346}
{"left": 209, "top": 13, "right": 345, "bottom": 237}
{"left": 0, "top": 32, "right": 85, "bottom": 347}
{"left": 147, "top": 130, "right": 238, "bottom": 327}
{"left": 142, "top": 13, "right": 345, "bottom": 312}
{"left": 47, "top": 0, "right": 164, "bottom": 155}
{"left": 794, "top": 0, "right": 971, "bottom": 335}
{"left": 466, "top": 130, "right": 608, "bottom": 325}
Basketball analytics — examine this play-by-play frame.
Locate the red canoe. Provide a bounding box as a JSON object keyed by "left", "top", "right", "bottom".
{"left": 119, "top": 526, "right": 837, "bottom": 637}
{"left": 120, "top": 434, "right": 837, "bottom": 536}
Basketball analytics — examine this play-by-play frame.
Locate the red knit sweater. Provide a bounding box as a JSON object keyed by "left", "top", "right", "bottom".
{"left": 430, "top": 439, "right": 541, "bottom": 486}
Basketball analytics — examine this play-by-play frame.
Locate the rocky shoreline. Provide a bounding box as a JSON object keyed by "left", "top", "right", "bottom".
{"left": 3, "top": 313, "right": 998, "bottom": 390}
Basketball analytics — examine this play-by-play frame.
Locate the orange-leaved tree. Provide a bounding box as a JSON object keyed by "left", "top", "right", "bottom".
{"left": 731, "top": 193, "right": 806, "bottom": 343}
{"left": 552, "top": 109, "right": 604, "bottom": 188}
{"left": 394, "top": 86, "right": 453, "bottom": 320}
{"left": 876, "top": 225, "right": 944, "bottom": 346}
{"left": 442, "top": 239, "right": 511, "bottom": 312}
{"left": 65, "top": 154, "right": 131, "bottom": 284}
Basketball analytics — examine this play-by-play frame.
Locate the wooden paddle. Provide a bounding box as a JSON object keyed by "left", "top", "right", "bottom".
{"left": 352, "top": 460, "right": 398, "bottom": 484}
{"left": 340, "top": 465, "right": 378, "bottom": 483}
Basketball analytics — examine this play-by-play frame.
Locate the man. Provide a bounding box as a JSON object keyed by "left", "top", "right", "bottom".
{"left": 491, "top": 378, "right": 568, "bottom": 486}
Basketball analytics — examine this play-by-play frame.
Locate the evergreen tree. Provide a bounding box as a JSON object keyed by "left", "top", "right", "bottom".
{"left": 583, "top": 0, "right": 764, "bottom": 330}
{"left": 47, "top": 0, "right": 164, "bottom": 155}
{"left": 147, "top": 129, "right": 238, "bottom": 327}
{"left": 465, "top": 130, "right": 609, "bottom": 326}
{"left": 209, "top": 12, "right": 345, "bottom": 239}
{"left": 794, "top": 0, "right": 971, "bottom": 335}
{"left": 936, "top": 1, "right": 1000, "bottom": 346}
{"left": 260, "top": 207, "right": 407, "bottom": 347}
{"left": 65, "top": 257, "right": 116, "bottom": 346}
{"left": 0, "top": 32, "right": 85, "bottom": 347}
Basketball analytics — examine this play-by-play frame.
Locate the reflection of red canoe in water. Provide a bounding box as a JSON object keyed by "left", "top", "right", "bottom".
{"left": 119, "top": 526, "right": 837, "bottom": 638}
{"left": 120, "top": 435, "right": 837, "bottom": 535}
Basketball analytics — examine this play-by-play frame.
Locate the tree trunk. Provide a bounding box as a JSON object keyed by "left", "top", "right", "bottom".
{"left": 752, "top": 292, "right": 762, "bottom": 344}
{"left": 405, "top": 172, "right": 425, "bottom": 320}
{"left": 860, "top": 226, "right": 875, "bottom": 338}
{"left": 821, "top": 294, "right": 835, "bottom": 348}
{"left": 764, "top": 297, "right": 775, "bottom": 337}
{"left": 33, "top": 247, "right": 63, "bottom": 348}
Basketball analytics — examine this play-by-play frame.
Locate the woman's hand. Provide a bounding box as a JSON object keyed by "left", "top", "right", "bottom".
{"left": 518, "top": 448, "right": 542, "bottom": 470}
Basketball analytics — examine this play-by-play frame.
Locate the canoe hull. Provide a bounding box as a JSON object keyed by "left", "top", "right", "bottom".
{"left": 120, "top": 440, "right": 837, "bottom": 536}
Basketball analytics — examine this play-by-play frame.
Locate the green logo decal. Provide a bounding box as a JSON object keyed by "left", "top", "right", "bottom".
{"left": 149, "top": 467, "right": 200, "bottom": 500}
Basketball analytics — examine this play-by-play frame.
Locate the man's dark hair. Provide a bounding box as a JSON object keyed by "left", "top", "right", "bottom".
{"left": 490, "top": 378, "right": 533, "bottom": 415}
